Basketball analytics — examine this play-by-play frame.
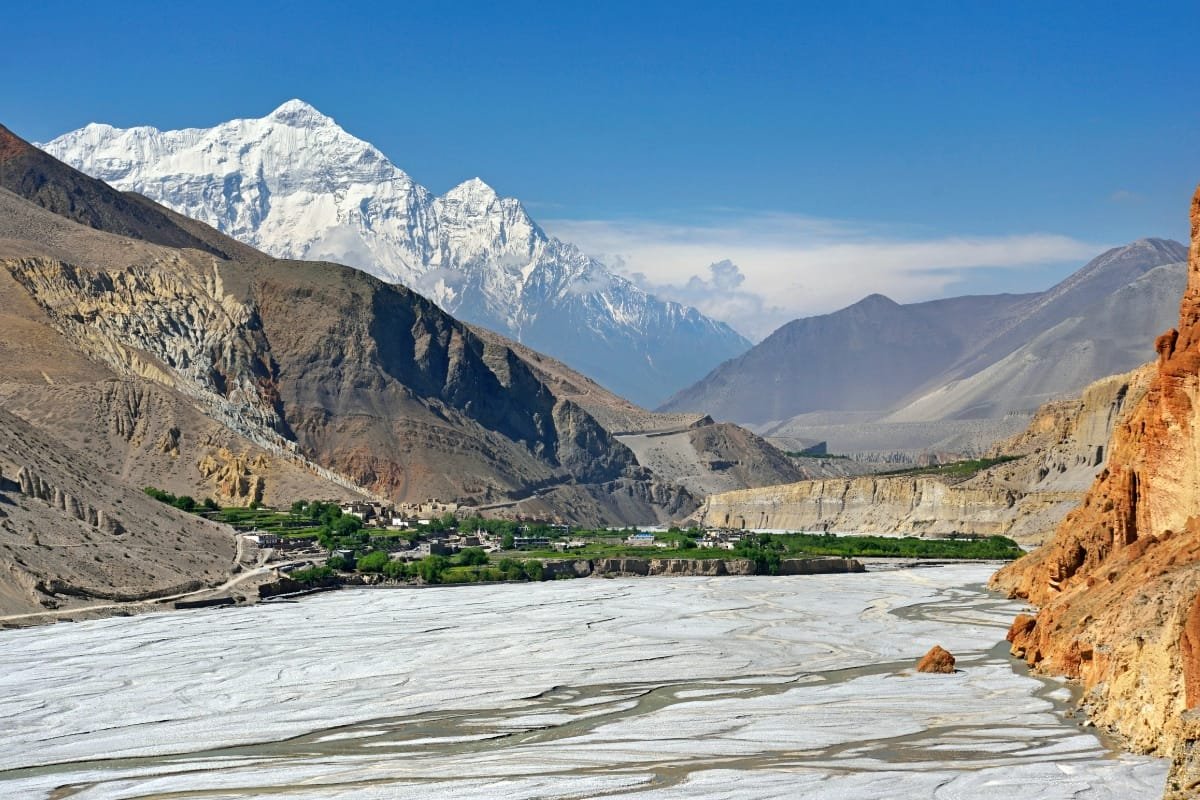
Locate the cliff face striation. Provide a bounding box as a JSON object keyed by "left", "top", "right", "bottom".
{"left": 694, "top": 366, "right": 1150, "bottom": 542}
{"left": 992, "top": 185, "right": 1200, "bottom": 761}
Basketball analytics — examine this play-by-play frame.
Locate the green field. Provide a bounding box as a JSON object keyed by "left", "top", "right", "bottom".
{"left": 202, "top": 506, "right": 323, "bottom": 537}
{"left": 510, "top": 531, "right": 1022, "bottom": 563}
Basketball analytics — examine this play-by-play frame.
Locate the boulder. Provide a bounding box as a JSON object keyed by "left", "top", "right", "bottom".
{"left": 916, "top": 645, "right": 956, "bottom": 674}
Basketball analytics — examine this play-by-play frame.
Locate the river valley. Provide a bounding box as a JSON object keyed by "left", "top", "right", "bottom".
{"left": 0, "top": 565, "right": 1167, "bottom": 799}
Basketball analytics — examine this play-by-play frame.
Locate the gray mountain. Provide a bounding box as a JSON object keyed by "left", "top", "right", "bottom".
{"left": 661, "top": 239, "right": 1188, "bottom": 445}
{"left": 38, "top": 101, "right": 749, "bottom": 407}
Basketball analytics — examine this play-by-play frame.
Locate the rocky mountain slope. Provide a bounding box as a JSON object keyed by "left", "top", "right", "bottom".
{"left": 695, "top": 365, "right": 1152, "bottom": 542}
{"left": 0, "top": 406, "right": 238, "bottom": 617}
{"left": 0, "top": 123, "right": 795, "bottom": 529}
{"left": 663, "top": 239, "right": 1187, "bottom": 454}
{"left": 39, "top": 101, "right": 749, "bottom": 407}
{"left": 992, "top": 185, "right": 1200, "bottom": 766}
{"left": 0, "top": 407, "right": 241, "bottom": 618}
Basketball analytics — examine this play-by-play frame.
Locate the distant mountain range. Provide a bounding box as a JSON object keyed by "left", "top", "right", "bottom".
{"left": 38, "top": 100, "right": 749, "bottom": 407}
{"left": 661, "top": 238, "right": 1188, "bottom": 453}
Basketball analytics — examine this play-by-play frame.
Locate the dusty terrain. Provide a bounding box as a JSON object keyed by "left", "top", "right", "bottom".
{"left": 0, "top": 407, "right": 237, "bottom": 617}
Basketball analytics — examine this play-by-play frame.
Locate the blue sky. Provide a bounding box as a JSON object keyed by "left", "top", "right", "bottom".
{"left": 4, "top": 1, "right": 1197, "bottom": 336}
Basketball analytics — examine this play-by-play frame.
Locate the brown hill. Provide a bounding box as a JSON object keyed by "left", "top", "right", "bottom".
{"left": 0, "top": 123, "right": 798, "bottom": 531}
{"left": 0, "top": 406, "right": 237, "bottom": 617}
{"left": 992, "top": 185, "right": 1200, "bottom": 762}
{"left": 0, "top": 124, "right": 229, "bottom": 257}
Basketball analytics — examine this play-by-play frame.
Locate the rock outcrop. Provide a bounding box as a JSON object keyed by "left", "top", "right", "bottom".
{"left": 697, "top": 476, "right": 1020, "bottom": 536}
{"left": 992, "top": 185, "right": 1200, "bottom": 761}
{"left": 15, "top": 465, "right": 124, "bottom": 534}
{"left": 1165, "top": 710, "right": 1200, "bottom": 800}
{"left": 695, "top": 366, "right": 1150, "bottom": 545}
{"left": 916, "top": 645, "right": 956, "bottom": 674}
{"left": 195, "top": 449, "right": 268, "bottom": 506}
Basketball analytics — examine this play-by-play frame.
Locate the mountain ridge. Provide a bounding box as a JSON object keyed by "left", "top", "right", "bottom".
{"left": 39, "top": 101, "right": 750, "bottom": 407}
{"left": 662, "top": 238, "right": 1188, "bottom": 454}
{"left": 0, "top": 121, "right": 799, "bottom": 529}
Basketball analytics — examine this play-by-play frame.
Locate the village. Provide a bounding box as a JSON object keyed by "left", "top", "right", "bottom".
{"left": 134, "top": 487, "right": 1018, "bottom": 590}
{"left": 232, "top": 497, "right": 749, "bottom": 566}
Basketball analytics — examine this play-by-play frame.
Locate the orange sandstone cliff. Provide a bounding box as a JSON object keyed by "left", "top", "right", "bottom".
{"left": 992, "top": 184, "right": 1200, "bottom": 758}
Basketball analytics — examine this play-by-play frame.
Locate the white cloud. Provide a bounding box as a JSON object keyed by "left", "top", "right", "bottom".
{"left": 628, "top": 260, "right": 791, "bottom": 340}
{"left": 543, "top": 213, "right": 1106, "bottom": 340}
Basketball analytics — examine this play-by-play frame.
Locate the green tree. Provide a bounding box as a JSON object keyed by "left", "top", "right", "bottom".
{"left": 456, "top": 547, "right": 489, "bottom": 566}
{"left": 143, "top": 486, "right": 174, "bottom": 503}
{"left": 496, "top": 558, "right": 523, "bottom": 581}
{"left": 382, "top": 559, "right": 411, "bottom": 579}
{"left": 357, "top": 550, "right": 391, "bottom": 573}
{"left": 202, "top": 497, "right": 220, "bottom": 512}
{"left": 522, "top": 560, "right": 544, "bottom": 581}
{"left": 291, "top": 565, "right": 334, "bottom": 584}
{"left": 173, "top": 495, "right": 197, "bottom": 513}
{"left": 502, "top": 531, "right": 515, "bottom": 549}
{"left": 333, "top": 515, "right": 363, "bottom": 536}
{"left": 417, "top": 555, "right": 449, "bottom": 584}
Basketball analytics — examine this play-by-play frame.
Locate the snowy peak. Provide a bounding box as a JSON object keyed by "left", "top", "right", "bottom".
{"left": 443, "top": 177, "right": 499, "bottom": 204}
{"left": 267, "top": 98, "right": 333, "bottom": 127}
{"left": 40, "top": 102, "right": 751, "bottom": 406}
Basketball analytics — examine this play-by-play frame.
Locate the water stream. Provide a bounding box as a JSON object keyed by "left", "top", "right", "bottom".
{"left": 0, "top": 566, "right": 1167, "bottom": 799}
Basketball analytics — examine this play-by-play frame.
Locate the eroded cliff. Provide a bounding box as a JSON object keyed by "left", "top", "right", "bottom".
{"left": 695, "top": 366, "right": 1150, "bottom": 541}
{"left": 992, "top": 185, "right": 1200, "bottom": 760}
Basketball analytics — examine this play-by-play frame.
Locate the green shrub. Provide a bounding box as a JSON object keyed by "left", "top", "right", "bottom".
{"left": 290, "top": 565, "right": 334, "bottom": 584}
{"left": 456, "top": 547, "right": 489, "bottom": 566}
{"left": 417, "top": 555, "right": 450, "bottom": 584}
{"left": 382, "top": 559, "right": 411, "bottom": 579}
{"left": 357, "top": 550, "right": 391, "bottom": 573}
{"left": 497, "top": 558, "right": 525, "bottom": 581}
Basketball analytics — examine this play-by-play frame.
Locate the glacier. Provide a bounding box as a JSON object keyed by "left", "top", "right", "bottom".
{"left": 39, "top": 100, "right": 750, "bottom": 407}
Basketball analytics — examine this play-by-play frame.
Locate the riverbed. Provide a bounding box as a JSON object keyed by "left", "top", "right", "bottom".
{"left": 0, "top": 565, "right": 1166, "bottom": 799}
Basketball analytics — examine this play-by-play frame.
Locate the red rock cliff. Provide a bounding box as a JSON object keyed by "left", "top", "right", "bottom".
{"left": 992, "top": 185, "right": 1200, "bottom": 755}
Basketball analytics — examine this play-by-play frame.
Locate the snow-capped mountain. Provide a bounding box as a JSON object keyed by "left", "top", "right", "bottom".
{"left": 39, "top": 100, "right": 749, "bottom": 407}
